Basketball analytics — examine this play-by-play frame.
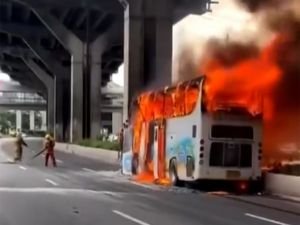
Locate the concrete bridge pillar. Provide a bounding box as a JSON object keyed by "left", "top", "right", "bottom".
{"left": 16, "top": 110, "right": 22, "bottom": 132}
{"left": 41, "top": 111, "right": 47, "bottom": 131}
{"left": 31, "top": 9, "right": 106, "bottom": 142}
{"left": 29, "top": 110, "right": 35, "bottom": 131}
{"left": 23, "top": 57, "right": 55, "bottom": 135}
{"left": 123, "top": 0, "right": 173, "bottom": 120}
{"left": 89, "top": 38, "right": 105, "bottom": 139}
{"left": 112, "top": 111, "right": 122, "bottom": 134}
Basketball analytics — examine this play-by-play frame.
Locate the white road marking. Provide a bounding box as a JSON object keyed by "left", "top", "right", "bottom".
{"left": 45, "top": 179, "right": 59, "bottom": 186}
{"left": 245, "top": 213, "right": 291, "bottom": 225}
{"left": 19, "top": 166, "right": 27, "bottom": 170}
{"left": 112, "top": 210, "right": 151, "bottom": 225}
{"left": 56, "top": 159, "right": 63, "bottom": 164}
{"left": 82, "top": 168, "right": 96, "bottom": 173}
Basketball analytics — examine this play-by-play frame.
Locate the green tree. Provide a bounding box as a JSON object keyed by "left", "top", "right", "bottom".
{"left": 0, "top": 112, "right": 16, "bottom": 134}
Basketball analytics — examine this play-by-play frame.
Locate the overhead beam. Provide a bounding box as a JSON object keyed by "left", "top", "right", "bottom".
{"left": 92, "top": 13, "right": 106, "bottom": 30}
{"left": 10, "top": 0, "right": 123, "bottom": 14}
{"left": 0, "top": 21, "right": 90, "bottom": 40}
{"left": 59, "top": 8, "right": 70, "bottom": 22}
{"left": 0, "top": 22, "right": 69, "bottom": 79}
{"left": 24, "top": 38, "right": 69, "bottom": 78}
{"left": 7, "top": 1, "right": 13, "bottom": 21}
{"left": 75, "top": 11, "right": 87, "bottom": 28}
{"left": 0, "top": 21, "right": 52, "bottom": 38}
{"left": 7, "top": 34, "right": 12, "bottom": 45}
{"left": 0, "top": 46, "right": 35, "bottom": 58}
{"left": 0, "top": 61, "right": 30, "bottom": 71}
{"left": 23, "top": 8, "right": 32, "bottom": 21}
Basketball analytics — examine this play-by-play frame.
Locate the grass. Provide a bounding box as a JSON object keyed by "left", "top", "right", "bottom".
{"left": 77, "top": 139, "right": 120, "bottom": 151}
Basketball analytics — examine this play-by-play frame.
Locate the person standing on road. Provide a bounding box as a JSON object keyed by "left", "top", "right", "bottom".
{"left": 14, "top": 131, "right": 27, "bottom": 162}
{"left": 118, "top": 124, "right": 125, "bottom": 160}
{"left": 44, "top": 134, "right": 57, "bottom": 167}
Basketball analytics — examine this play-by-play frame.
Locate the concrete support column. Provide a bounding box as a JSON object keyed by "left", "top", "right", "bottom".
{"left": 123, "top": 0, "right": 173, "bottom": 120}
{"left": 55, "top": 79, "right": 65, "bottom": 141}
{"left": 70, "top": 54, "right": 84, "bottom": 142}
{"left": 23, "top": 57, "right": 55, "bottom": 135}
{"left": 29, "top": 111, "right": 35, "bottom": 130}
{"left": 16, "top": 110, "right": 22, "bottom": 132}
{"left": 112, "top": 111, "right": 122, "bottom": 134}
{"left": 30, "top": 9, "right": 84, "bottom": 142}
{"left": 41, "top": 111, "right": 47, "bottom": 131}
{"left": 89, "top": 39, "right": 103, "bottom": 139}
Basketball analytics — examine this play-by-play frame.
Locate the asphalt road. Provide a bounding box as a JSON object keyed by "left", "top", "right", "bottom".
{"left": 0, "top": 139, "right": 299, "bottom": 225}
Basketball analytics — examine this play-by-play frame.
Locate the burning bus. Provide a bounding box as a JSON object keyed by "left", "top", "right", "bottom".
{"left": 122, "top": 76, "right": 263, "bottom": 189}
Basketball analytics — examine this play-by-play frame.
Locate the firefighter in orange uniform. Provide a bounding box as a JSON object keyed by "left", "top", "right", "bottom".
{"left": 44, "top": 134, "right": 57, "bottom": 167}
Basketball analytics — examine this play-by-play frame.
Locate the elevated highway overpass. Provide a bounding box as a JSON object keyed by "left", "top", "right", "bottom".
{"left": 0, "top": 0, "right": 215, "bottom": 141}
{"left": 0, "top": 80, "right": 123, "bottom": 134}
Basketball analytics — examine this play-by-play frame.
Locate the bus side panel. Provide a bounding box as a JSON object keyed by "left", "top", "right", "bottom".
{"left": 165, "top": 112, "right": 201, "bottom": 181}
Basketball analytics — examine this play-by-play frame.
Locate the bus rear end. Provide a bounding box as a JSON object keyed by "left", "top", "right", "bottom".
{"left": 200, "top": 108, "right": 263, "bottom": 192}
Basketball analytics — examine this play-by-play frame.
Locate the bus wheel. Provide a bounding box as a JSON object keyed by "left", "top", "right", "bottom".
{"left": 169, "top": 160, "right": 183, "bottom": 187}
{"left": 132, "top": 154, "right": 138, "bottom": 175}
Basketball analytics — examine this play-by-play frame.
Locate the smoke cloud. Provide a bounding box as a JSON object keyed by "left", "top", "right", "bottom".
{"left": 174, "top": 0, "right": 300, "bottom": 163}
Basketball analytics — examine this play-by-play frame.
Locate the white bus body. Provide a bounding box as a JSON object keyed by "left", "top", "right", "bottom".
{"left": 128, "top": 77, "right": 263, "bottom": 187}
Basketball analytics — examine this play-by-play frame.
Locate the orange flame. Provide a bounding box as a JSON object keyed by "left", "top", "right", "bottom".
{"left": 132, "top": 82, "right": 200, "bottom": 184}
{"left": 202, "top": 35, "right": 282, "bottom": 119}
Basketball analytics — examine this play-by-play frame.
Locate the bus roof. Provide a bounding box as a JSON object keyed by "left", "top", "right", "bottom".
{"left": 137, "top": 76, "right": 204, "bottom": 99}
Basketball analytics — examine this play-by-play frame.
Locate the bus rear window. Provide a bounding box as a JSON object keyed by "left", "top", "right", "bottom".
{"left": 209, "top": 143, "right": 252, "bottom": 167}
{"left": 211, "top": 125, "right": 253, "bottom": 140}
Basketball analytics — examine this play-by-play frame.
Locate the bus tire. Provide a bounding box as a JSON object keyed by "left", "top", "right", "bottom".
{"left": 132, "top": 154, "right": 138, "bottom": 175}
{"left": 169, "top": 160, "right": 183, "bottom": 187}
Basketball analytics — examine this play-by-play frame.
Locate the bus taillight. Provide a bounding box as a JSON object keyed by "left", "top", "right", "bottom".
{"left": 236, "top": 181, "right": 249, "bottom": 193}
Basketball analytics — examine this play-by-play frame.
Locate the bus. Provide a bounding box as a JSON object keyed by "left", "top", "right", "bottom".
{"left": 122, "top": 76, "right": 263, "bottom": 190}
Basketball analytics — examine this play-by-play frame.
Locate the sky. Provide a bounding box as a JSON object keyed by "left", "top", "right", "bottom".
{"left": 0, "top": 0, "right": 251, "bottom": 87}
{"left": 0, "top": 71, "right": 11, "bottom": 82}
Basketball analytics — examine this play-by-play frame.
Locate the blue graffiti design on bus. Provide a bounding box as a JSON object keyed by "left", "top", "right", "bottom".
{"left": 167, "top": 138, "right": 195, "bottom": 162}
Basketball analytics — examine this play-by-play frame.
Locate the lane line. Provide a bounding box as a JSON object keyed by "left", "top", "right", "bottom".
{"left": 245, "top": 213, "right": 291, "bottom": 225}
{"left": 112, "top": 210, "right": 151, "bottom": 225}
{"left": 82, "top": 168, "right": 96, "bottom": 173}
{"left": 56, "top": 159, "right": 63, "bottom": 164}
{"left": 45, "top": 179, "right": 59, "bottom": 186}
{"left": 19, "top": 166, "right": 27, "bottom": 170}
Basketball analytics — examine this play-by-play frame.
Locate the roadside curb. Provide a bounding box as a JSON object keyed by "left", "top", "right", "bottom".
{"left": 55, "top": 142, "right": 120, "bottom": 165}
{"left": 271, "top": 194, "right": 300, "bottom": 204}
{"left": 0, "top": 138, "right": 120, "bottom": 165}
{"left": 225, "top": 195, "right": 300, "bottom": 216}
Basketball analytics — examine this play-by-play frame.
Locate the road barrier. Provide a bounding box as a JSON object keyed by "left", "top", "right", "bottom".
{"left": 265, "top": 173, "right": 300, "bottom": 200}
{"left": 55, "top": 143, "right": 119, "bottom": 165}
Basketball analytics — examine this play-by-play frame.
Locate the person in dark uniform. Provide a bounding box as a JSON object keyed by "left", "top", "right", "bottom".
{"left": 118, "top": 124, "right": 125, "bottom": 160}
{"left": 14, "top": 131, "right": 27, "bottom": 162}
